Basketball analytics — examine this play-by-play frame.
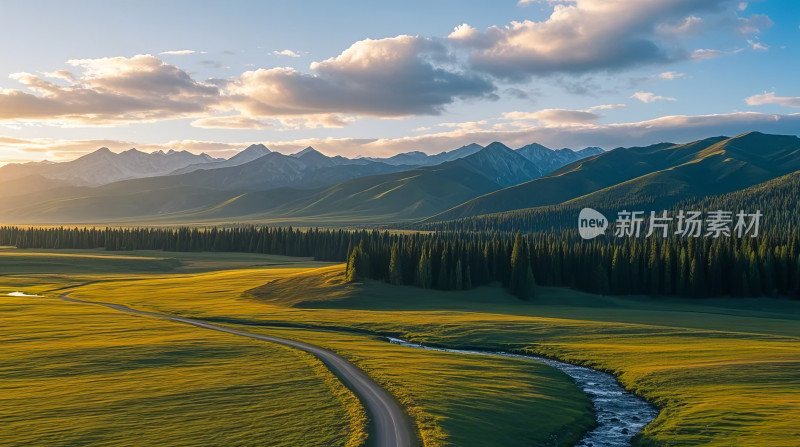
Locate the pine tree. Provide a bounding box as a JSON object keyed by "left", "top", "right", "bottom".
{"left": 389, "top": 244, "right": 403, "bottom": 285}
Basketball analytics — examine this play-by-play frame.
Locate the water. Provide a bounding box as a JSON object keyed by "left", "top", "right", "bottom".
{"left": 7, "top": 291, "right": 42, "bottom": 297}
{"left": 387, "top": 337, "right": 658, "bottom": 447}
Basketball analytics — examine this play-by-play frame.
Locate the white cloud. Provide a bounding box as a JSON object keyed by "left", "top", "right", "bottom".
{"left": 226, "top": 35, "right": 495, "bottom": 124}
{"left": 448, "top": 0, "right": 744, "bottom": 79}
{"left": 502, "top": 103, "right": 624, "bottom": 126}
{"left": 0, "top": 38, "right": 496, "bottom": 128}
{"left": 39, "top": 70, "right": 75, "bottom": 82}
{"left": 657, "top": 15, "right": 704, "bottom": 36}
{"left": 632, "top": 91, "right": 677, "bottom": 103}
{"left": 272, "top": 49, "right": 301, "bottom": 58}
{"left": 657, "top": 71, "right": 686, "bottom": 80}
{"left": 504, "top": 109, "right": 601, "bottom": 125}
{"left": 747, "top": 39, "right": 769, "bottom": 51}
{"left": 190, "top": 116, "right": 271, "bottom": 129}
{"left": 0, "top": 55, "right": 220, "bottom": 126}
{"left": 587, "top": 103, "right": 627, "bottom": 111}
{"left": 745, "top": 92, "right": 800, "bottom": 108}
{"left": 691, "top": 48, "right": 724, "bottom": 60}
{"left": 159, "top": 50, "right": 197, "bottom": 56}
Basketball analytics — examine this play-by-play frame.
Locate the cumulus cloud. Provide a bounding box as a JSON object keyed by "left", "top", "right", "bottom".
{"left": 39, "top": 70, "right": 75, "bottom": 82}
{"left": 745, "top": 92, "right": 800, "bottom": 108}
{"left": 632, "top": 91, "right": 677, "bottom": 103}
{"left": 225, "top": 35, "right": 495, "bottom": 123}
{"left": 0, "top": 55, "right": 220, "bottom": 125}
{"left": 0, "top": 37, "right": 495, "bottom": 128}
{"left": 272, "top": 49, "right": 302, "bottom": 57}
{"left": 447, "top": 0, "right": 748, "bottom": 80}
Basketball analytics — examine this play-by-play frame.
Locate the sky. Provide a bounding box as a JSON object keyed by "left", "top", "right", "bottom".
{"left": 0, "top": 0, "right": 798, "bottom": 164}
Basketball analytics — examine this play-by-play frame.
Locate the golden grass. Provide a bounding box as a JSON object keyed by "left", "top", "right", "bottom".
{"left": 0, "top": 295, "right": 365, "bottom": 447}
{"left": 7, "top": 248, "right": 800, "bottom": 446}
{"left": 228, "top": 326, "right": 593, "bottom": 447}
{"left": 70, "top": 263, "right": 800, "bottom": 447}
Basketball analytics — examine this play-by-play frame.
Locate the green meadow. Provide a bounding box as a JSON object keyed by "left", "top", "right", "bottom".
{"left": 0, "top": 295, "right": 365, "bottom": 447}
{"left": 3, "top": 247, "right": 800, "bottom": 446}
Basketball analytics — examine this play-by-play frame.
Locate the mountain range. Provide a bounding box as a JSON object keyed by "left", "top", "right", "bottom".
{"left": 428, "top": 132, "right": 800, "bottom": 222}
{"left": 0, "top": 148, "right": 220, "bottom": 187}
{"left": 3, "top": 132, "right": 796, "bottom": 227}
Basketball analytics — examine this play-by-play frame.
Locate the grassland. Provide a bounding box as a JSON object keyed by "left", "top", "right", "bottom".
{"left": 64, "top": 262, "right": 800, "bottom": 447}
{"left": 229, "top": 326, "right": 594, "bottom": 447}
{"left": 0, "top": 295, "right": 365, "bottom": 447}
{"left": 2, "top": 248, "right": 594, "bottom": 447}
{"left": 5, "top": 247, "right": 800, "bottom": 446}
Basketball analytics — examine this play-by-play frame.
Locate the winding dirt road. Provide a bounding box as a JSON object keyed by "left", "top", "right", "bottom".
{"left": 60, "top": 293, "right": 417, "bottom": 447}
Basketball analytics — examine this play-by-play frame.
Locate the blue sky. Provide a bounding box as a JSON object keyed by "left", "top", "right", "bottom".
{"left": 0, "top": 0, "right": 798, "bottom": 163}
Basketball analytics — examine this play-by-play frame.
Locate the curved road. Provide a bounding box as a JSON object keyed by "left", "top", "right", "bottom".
{"left": 60, "top": 293, "right": 417, "bottom": 447}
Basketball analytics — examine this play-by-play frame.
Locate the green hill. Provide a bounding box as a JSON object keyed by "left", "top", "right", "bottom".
{"left": 427, "top": 133, "right": 800, "bottom": 222}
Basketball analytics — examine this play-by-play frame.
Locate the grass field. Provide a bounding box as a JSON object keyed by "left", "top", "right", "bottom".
{"left": 0, "top": 294, "right": 365, "bottom": 447}
{"left": 5, "top": 248, "right": 800, "bottom": 446}
{"left": 229, "top": 326, "right": 594, "bottom": 447}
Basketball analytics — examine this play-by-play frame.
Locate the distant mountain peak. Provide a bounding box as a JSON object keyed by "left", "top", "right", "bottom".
{"left": 292, "top": 146, "right": 322, "bottom": 158}
{"left": 243, "top": 143, "right": 270, "bottom": 152}
{"left": 228, "top": 144, "right": 271, "bottom": 162}
{"left": 482, "top": 141, "right": 513, "bottom": 152}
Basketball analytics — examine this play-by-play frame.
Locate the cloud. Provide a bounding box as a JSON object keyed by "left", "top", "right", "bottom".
{"left": 587, "top": 103, "right": 627, "bottom": 111}
{"left": 39, "top": 70, "right": 75, "bottom": 82}
{"left": 199, "top": 60, "right": 229, "bottom": 69}
{"left": 225, "top": 35, "right": 495, "bottom": 124}
{"left": 747, "top": 39, "right": 768, "bottom": 51}
{"left": 736, "top": 13, "right": 772, "bottom": 35}
{"left": 502, "top": 103, "right": 624, "bottom": 126}
{"left": 4, "top": 111, "right": 799, "bottom": 164}
{"left": 690, "top": 48, "right": 725, "bottom": 60}
{"left": 0, "top": 37, "right": 496, "bottom": 128}
{"left": 657, "top": 71, "right": 686, "bottom": 80}
{"left": 505, "top": 109, "right": 601, "bottom": 125}
{"left": 448, "top": 0, "right": 745, "bottom": 80}
{"left": 657, "top": 15, "right": 705, "bottom": 36}
{"left": 190, "top": 115, "right": 271, "bottom": 129}
{"left": 272, "top": 49, "right": 301, "bottom": 57}
{"left": 632, "top": 91, "right": 677, "bottom": 103}
{"left": 159, "top": 49, "right": 197, "bottom": 56}
{"left": 745, "top": 92, "right": 800, "bottom": 108}
{"left": 0, "top": 55, "right": 220, "bottom": 125}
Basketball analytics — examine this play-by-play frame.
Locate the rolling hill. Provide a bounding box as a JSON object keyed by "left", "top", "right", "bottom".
{"left": 427, "top": 132, "right": 800, "bottom": 222}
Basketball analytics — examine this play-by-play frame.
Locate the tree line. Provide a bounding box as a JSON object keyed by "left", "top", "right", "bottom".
{"left": 1, "top": 225, "right": 798, "bottom": 299}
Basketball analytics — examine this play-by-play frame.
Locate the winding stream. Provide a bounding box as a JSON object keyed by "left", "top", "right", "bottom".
{"left": 387, "top": 337, "right": 658, "bottom": 447}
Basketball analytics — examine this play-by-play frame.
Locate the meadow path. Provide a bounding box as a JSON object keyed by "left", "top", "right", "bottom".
{"left": 60, "top": 293, "right": 418, "bottom": 447}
